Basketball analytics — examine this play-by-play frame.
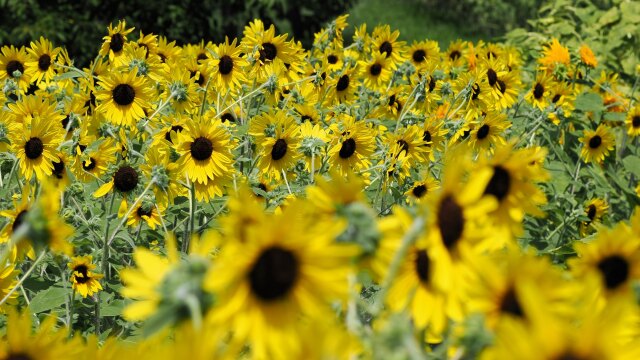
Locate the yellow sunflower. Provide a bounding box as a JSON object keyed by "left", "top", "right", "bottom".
{"left": 408, "top": 40, "right": 440, "bottom": 70}
{"left": 68, "top": 255, "right": 104, "bottom": 298}
{"left": 0, "top": 45, "right": 32, "bottom": 91}
{"left": 95, "top": 70, "right": 153, "bottom": 127}
{"left": 99, "top": 20, "right": 135, "bottom": 64}
{"left": 525, "top": 71, "right": 555, "bottom": 110}
{"left": 25, "top": 37, "right": 61, "bottom": 84}
{"left": 205, "top": 202, "right": 357, "bottom": 359}
{"left": 127, "top": 202, "right": 165, "bottom": 230}
{"left": 328, "top": 115, "right": 376, "bottom": 174}
{"left": 359, "top": 51, "right": 392, "bottom": 90}
{"left": 625, "top": 105, "right": 640, "bottom": 137}
{"left": 405, "top": 176, "right": 439, "bottom": 204}
{"left": 210, "top": 37, "right": 248, "bottom": 92}
{"left": 371, "top": 25, "right": 406, "bottom": 67}
{"left": 538, "top": 38, "right": 570, "bottom": 70}
{"left": 175, "top": 118, "right": 234, "bottom": 185}
{"left": 580, "top": 124, "right": 615, "bottom": 164}
{"left": 257, "top": 123, "right": 302, "bottom": 180}
{"left": 467, "top": 112, "right": 511, "bottom": 154}
{"left": 324, "top": 66, "right": 358, "bottom": 105}
{"left": 580, "top": 198, "right": 608, "bottom": 236}
{"left": 71, "top": 138, "right": 118, "bottom": 183}
{"left": 9, "top": 114, "right": 63, "bottom": 181}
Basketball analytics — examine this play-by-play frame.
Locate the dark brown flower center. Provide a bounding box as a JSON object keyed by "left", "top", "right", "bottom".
{"left": 587, "top": 205, "right": 596, "bottom": 221}
{"left": 164, "top": 125, "right": 184, "bottom": 143}
{"left": 369, "top": 63, "right": 382, "bottom": 76}
{"left": 12, "top": 210, "right": 28, "bottom": 232}
{"left": 597, "top": 255, "right": 629, "bottom": 290}
{"left": 423, "top": 131, "right": 432, "bottom": 143}
{"left": 73, "top": 264, "right": 90, "bottom": 284}
{"left": 412, "top": 184, "right": 427, "bottom": 198}
{"left": 632, "top": 116, "right": 640, "bottom": 128}
{"left": 83, "top": 157, "right": 97, "bottom": 171}
{"left": 339, "top": 138, "right": 356, "bottom": 159}
{"left": 471, "top": 83, "right": 481, "bottom": 100}
{"left": 249, "top": 246, "right": 299, "bottom": 301}
{"left": 38, "top": 54, "right": 51, "bottom": 71}
{"left": 533, "top": 83, "right": 544, "bottom": 99}
{"left": 497, "top": 79, "right": 507, "bottom": 94}
{"left": 271, "top": 139, "right": 288, "bottom": 161}
{"left": 110, "top": 33, "right": 125, "bottom": 53}
{"left": 218, "top": 55, "right": 234, "bottom": 75}
{"left": 412, "top": 49, "right": 426, "bottom": 63}
{"left": 112, "top": 84, "right": 135, "bottom": 106}
{"left": 414, "top": 249, "right": 430, "bottom": 283}
{"left": 190, "top": 137, "right": 214, "bottom": 161}
{"left": 484, "top": 166, "right": 511, "bottom": 201}
{"left": 113, "top": 165, "right": 139, "bottom": 193}
{"left": 327, "top": 54, "right": 338, "bottom": 64}
{"left": 437, "top": 195, "right": 464, "bottom": 251}
{"left": 499, "top": 286, "right": 524, "bottom": 317}
{"left": 5, "top": 352, "right": 34, "bottom": 360}
{"left": 552, "top": 94, "right": 561, "bottom": 103}
{"left": 589, "top": 135, "right": 602, "bottom": 149}
{"left": 476, "top": 124, "right": 490, "bottom": 140}
{"left": 6, "top": 60, "right": 24, "bottom": 77}
{"left": 137, "top": 206, "right": 153, "bottom": 218}
{"left": 487, "top": 68, "right": 498, "bottom": 87}
{"left": 24, "top": 137, "right": 44, "bottom": 159}
{"left": 396, "top": 139, "right": 409, "bottom": 155}
{"left": 449, "top": 50, "right": 461, "bottom": 61}
{"left": 221, "top": 113, "right": 236, "bottom": 123}
{"left": 259, "top": 42, "right": 278, "bottom": 62}
{"left": 336, "top": 74, "right": 350, "bottom": 92}
{"left": 52, "top": 158, "right": 65, "bottom": 179}
{"left": 379, "top": 41, "right": 392, "bottom": 57}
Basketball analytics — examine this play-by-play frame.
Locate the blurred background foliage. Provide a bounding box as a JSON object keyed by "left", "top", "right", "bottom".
{"left": 0, "top": 0, "right": 637, "bottom": 80}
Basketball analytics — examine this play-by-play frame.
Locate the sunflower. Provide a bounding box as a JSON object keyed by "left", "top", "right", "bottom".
{"left": 324, "top": 66, "right": 358, "bottom": 105}
{"left": 99, "top": 20, "right": 135, "bottom": 64}
{"left": 491, "top": 69, "right": 521, "bottom": 111}
{"left": 372, "top": 207, "right": 450, "bottom": 342}
{"left": 156, "top": 36, "right": 182, "bottom": 64}
{"left": 359, "top": 51, "right": 392, "bottom": 90}
{"left": 467, "top": 112, "right": 511, "bottom": 154}
{"left": 477, "top": 143, "right": 548, "bottom": 241}
{"left": 140, "top": 143, "right": 187, "bottom": 206}
{"left": 525, "top": 71, "right": 554, "bottom": 110}
{"left": 93, "top": 162, "right": 145, "bottom": 216}
{"left": 204, "top": 202, "right": 357, "bottom": 359}
{"left": 95, "top": 70, "right": 153, "bottom": 127}
{"left": 257, "top": 123, "right": 301, "bottom": 180}
{"left": 126, "top": 201, "right": 164, "bottom": 230}
{"left": 580, "top": 198, "right": 608, "bottom": 236}
{"left": 580, "top": 124, "right": 615, "bottom": 164}
{"left": 463, "top": 250, "right": 576, "bottom": 328}
{"left": 625, "top": 105, "right": 640, "bottom": 137}
{"left": 50, "top": 152, "right": 71, "bottom": 187}
{"left": 9, "top": 113, "right": 63, "bottom": 181}
{"left": 0, "top": 186, "right": 35, "bottom": 259}
{"left": 453, "top": 70, "right": 491, "bottom": 121}
{"left": 119, "top": 42, "right": 169, "bottom": 83}
{"left": 420, "top": 115, "right": 448, "bottom": 161}
{"left": 68, "top": 255, "right": 104, "bottom": 298}
{"left": 175, "top": 118, "right": 234, "bottom": 185}
{"left": 0, "top": 45, "right": 32, "bottom": 91}
{"left": 386, "top": 124, "right": 428, "bottom": 165}
{"left": 299, "top": 121, "right": 329, "bottom": 172}
{"left": 548, "top": 81, "right": 576, "bottom": 124}
{"left": 405, "top": 176, "right": 439, "bottom": 204}
{"left": 25, "top": 37, "right": 61, "bottom": 84}
{"left": 320, "top": 46, "right": 345, "bottom": 73}
{"left": 72, "top": 138, "right": 118, "bottom": 183}
{"left": 210, "top": 37, "right": 248, "bottom": 92}
{"left": 0, "top": 257, "right": 19, "bottom": 313}
{"left": 445, "top": 40, "right": 467, "bottom": 68}
{"left": 306, "top": 170, "right": 367, "bottom": 218}
{"left": 162, "top": 68, "right": 199, "bottom": 113}
{"left": 570, "top": 224, "right": 640, "bottom": 298}
{"left": 538, "top": 38, "right": 570, "bottom": 70}
{"left": 0, "top": 308, "right": 79, "bottom": 359}
{"left": 371, "top": 25, "right": 406, "bottom": 67}
{"left": 408, "top": 40, "right": 439, "bottom": 70}
{"left": 579, "top": 44, "right": 598, "bottom": 68}
{"left": 328, "top": 115, "right": 376, "bottom": 174}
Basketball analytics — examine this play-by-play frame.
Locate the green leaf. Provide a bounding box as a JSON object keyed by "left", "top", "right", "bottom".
{"left": 574, "top": 92, "right": 603, "bottom": 113}
{"left": 100, "top": 299, "right": 125, "bottom": 317}
{"left": 623, "top": 156, "right": 640, "bottom": 177}
{"left": 29, "top": 286, "right": 69, "bottom": 313}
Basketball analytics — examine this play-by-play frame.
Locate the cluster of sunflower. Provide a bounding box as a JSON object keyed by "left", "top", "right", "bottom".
{"left": 0, "top": 13, "right": 640, "bottom": 359}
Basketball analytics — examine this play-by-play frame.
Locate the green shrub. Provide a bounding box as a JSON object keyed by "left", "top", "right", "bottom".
{"left": 0, "top": 0, "right": 354, "bottom": 67}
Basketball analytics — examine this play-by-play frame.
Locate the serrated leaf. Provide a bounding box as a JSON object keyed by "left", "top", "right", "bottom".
{"left": 30, "top": 286, "right": 69, "bottom": 313}
{"left": 574, "top": 92, "right": 603, "bottom": 113}
{"left": 100, "top": 299, "right": 125, "bottom": 317}
{"left": 623, "top": 156, "right": 640, "bottom": 177}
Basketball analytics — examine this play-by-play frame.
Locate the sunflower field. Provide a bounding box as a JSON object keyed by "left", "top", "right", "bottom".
{"left": 0, "top": 10, "right": 640, "bottom": 360}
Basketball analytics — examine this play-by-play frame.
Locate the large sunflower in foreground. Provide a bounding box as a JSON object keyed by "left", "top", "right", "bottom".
{"left": 95, "top": 70, "right": 153, "bottom": 127}
{"left": 580, "top": 124, "right": 615, "bottom": 164}
{"left": 9, "top": 115, "right": 62, "bottom": 181}
{"left": 175, "top": 118, "right": 234, "bottom": 185}
{"left": 205, "top": 202, "right": 358, "bottom": 359}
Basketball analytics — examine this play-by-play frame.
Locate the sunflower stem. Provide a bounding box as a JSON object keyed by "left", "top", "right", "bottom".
{"left": 370, "top": 216, "right": 424, "bottom": 316}
{"left": 310, "top": 150, "right": 315, "bottom": 184}
{"left": 0, "top": 251, "right": 46, "bottom": 307}
{"left": 94, "top": 295, "right": 101, "bottom": 335}
{"left": 187, "top": 180, "right": 196, "bottom": 251}
{"left": 282, "top": 169, "right": 292, "bottom": 194}
{"left": 102, "top": 193, "right": 116, "bottom": 280}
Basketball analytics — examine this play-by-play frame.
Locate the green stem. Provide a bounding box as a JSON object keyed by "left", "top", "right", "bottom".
{"left": 0, "top": 251, "right": 46, "bottom": 307}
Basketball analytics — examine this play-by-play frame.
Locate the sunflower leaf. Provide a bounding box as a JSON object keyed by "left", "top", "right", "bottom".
{"left": 29, "top": 286, "right": 69, "bottom": 313}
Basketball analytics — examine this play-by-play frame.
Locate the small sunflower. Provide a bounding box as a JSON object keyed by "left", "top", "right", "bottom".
{"left": 0, "top": 45, "right": 32, "bottom": 91}
{"left": 210, "top": 37, "right": 248, "bottom": 92}
{"left": 538, "top": 38, "right": 570, "bottom": 70}
{"left": 257, "top": 123, "right": 301, "bottom": 180}
{"left": 71, "top": 138, "right": 118, "bottom": 183}
{"left": 9, "top": 114, "right": 63, "bottom": 181}
{"left": 68, "top": 255, "right": 104, "bottom": 298}
{"left": 93, "top": 162, "right": 145, "bottom": 217}
{"left": 175, "top": 118, "right": 234, "bottom": 185}
{"left": 371, "top": 25, "right": 406, "bottom": 67}
{"left": 408, "top": 40, "right": 439, "bottom": 70}
{"left": 525, "top": 71, "right": 555, "bottom": 110}
{"left": 127, "top": 201, "right": 165, "bottom": 230}
{"left": 580, "top": 124, "right": 615, "bottom": 164}
{"left": 95, "top": 70, "right": 153, "bottom": 127}
{"left": 405, "top": 176, "right": 440, "bottom": 204}
{"left": 25, "top": 37, "right": 61, "bottom": 84}
{"left": 625, "top": 105, "right": 640, "bottom": 137}
{"left": 99, "top": 20, "right": 135, "bottom": 64}
{"left": 579, "top": 44, "right": 598, "bottom": 68}
{"left": 580, "top": 198, "right": 608, "bottom": 236}
{"left": 324, "top": 66, "right": 358, "bottom": 105}
{"left": 359, "top": 51, "right": 392, "bottom": 90}
{"left": 328, "top": 115, "right": 376, "bottom": 174}
{"left": 467, "top": 112, "right": 511, "bottom": 154}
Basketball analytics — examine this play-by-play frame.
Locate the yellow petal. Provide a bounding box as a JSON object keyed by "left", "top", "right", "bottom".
{"left": 93, "top": 181, "right": 114, "bottom": 198}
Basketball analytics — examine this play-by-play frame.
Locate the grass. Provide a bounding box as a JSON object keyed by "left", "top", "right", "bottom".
{"left": 345, "top": 0, "right": 484, "bottom": 48}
